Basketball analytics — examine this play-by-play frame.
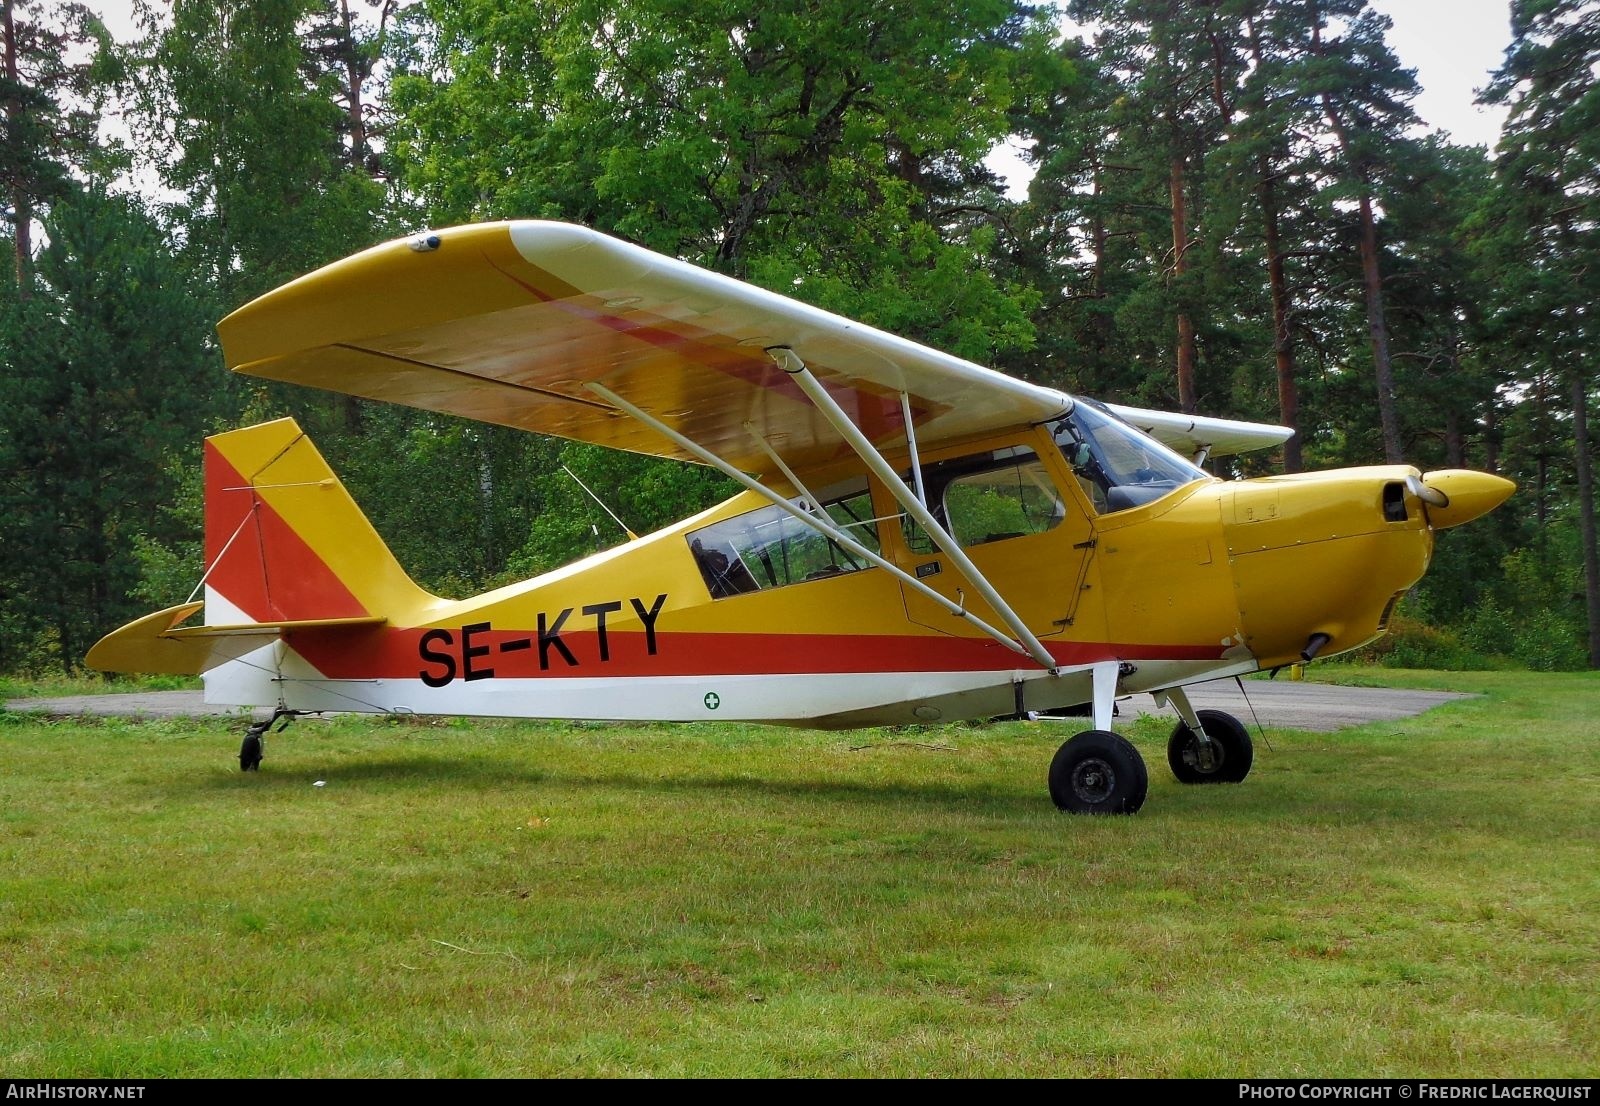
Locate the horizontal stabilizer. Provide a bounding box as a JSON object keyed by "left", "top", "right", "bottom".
{"left": 86, "top": 602, "right": 386, "bottom": 676}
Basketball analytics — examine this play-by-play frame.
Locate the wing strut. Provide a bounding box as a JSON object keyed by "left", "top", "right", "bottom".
{"left": 584, "top": 382, "right": 1036, "bottom": 661}
{"left": 742, "top": 421, "right": 830, "bottom": 524}
{"left": 767, "top": 347, "right": 1060, "bottom": 674}
{"left": 899, "top": 391, "right": 928, "bottom": 508}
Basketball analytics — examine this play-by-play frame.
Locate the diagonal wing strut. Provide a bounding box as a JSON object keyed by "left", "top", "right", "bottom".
{"left": 583, "top": 382, "right": 1043, "bottom": 664}
{"left": 767, "top": 347, "right": 1060, "bottom": 674}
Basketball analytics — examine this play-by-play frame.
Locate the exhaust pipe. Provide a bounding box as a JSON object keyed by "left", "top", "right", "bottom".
{"left": 1301, "top": 632, "right": 1333, "bottom": 662}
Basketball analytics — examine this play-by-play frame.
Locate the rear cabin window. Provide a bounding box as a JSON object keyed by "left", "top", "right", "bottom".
{"left": 904, "top": 447, "right": 1066, "bottom": 554}
{"left": 687, "top": 482, "right": 880, "bottom": 599}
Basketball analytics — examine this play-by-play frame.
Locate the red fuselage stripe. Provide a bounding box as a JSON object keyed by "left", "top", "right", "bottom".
{"left": 286, "top": 624, "right": 1226, "bottom": 681}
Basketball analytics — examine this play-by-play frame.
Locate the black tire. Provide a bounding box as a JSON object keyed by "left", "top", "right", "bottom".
{"left": 1167, "top": 709, "right": 1252, "bottom": 784}
{"left": 239, "top": 732, "right": 263, "bottom": 772}
{"left": 1048, "top": 730, "right": 1148, "bottom": 815}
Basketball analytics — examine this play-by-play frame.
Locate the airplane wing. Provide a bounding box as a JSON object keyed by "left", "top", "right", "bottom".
{"left": 1107, "top": 403, "right": 1292, "bottom": 460}
{"left": 219, "top": 221, "right": 1285, "bottom": 474}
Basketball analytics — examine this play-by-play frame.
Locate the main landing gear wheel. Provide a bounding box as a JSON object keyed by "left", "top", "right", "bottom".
{"left": 1167, "top": 709, "right": 1253, "bottom": 784}
{"left": 1048, "top": 730, "right": 1148, "bottom": 815}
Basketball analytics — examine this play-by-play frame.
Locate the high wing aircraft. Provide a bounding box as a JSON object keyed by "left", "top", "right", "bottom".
{"left": 87, "top": 221, "right": 1514, "bottom": 814}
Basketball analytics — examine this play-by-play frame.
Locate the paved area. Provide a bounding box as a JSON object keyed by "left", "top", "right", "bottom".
{"left": 4, "top": 691, "right": 265, "bottom": 720}
{"left": 7, "top": 681, "right": 1468, "bottom": 732}
{"left": 1127, "top": 679, "right": 1467, "bottom": 732}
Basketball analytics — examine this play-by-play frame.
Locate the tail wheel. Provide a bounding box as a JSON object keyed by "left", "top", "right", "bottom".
{"left": 1048, "top": 730, "right": 1148, "bottom": 815}
{"left": 1167, "top": 709, "right": 1253, "bottom": 784}
{"left": 239, "top": 732, "right": 263, "bottom": 772}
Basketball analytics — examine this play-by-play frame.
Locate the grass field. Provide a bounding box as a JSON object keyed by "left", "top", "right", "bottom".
{"left": 1, "top": 670, "right": 1595, "bottom": 1077}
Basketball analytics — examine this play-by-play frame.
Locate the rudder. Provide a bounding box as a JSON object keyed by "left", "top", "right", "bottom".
{"left": 204, "top": 418, "right": 436, "bottom": 625}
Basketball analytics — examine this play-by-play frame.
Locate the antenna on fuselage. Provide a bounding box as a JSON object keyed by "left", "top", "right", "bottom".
{"left": 561, "top": 464, "right": 639, "bottom": 541}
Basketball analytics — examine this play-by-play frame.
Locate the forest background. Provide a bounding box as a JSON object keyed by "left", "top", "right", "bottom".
{"left": 2, "top": 0, "right": 1596, "bottom": 675}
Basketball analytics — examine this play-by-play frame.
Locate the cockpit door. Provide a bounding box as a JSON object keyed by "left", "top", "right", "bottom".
{"left": 892, "top": 432, "right": 1102, "bottom": 642}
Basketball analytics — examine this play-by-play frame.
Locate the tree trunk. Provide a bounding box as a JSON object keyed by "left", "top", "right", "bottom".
{"left": 339, "top": 0, "right": 367, "bottom": 169}
{"left": 1536, "top": 371, "right": 1549, "bottom": 528}
{"left": 1090, "top": 154, "right": 1107, "bottom": 300}
{"left": 1170, "top": 154, "right": 1197, "bottom": 414}
{"left": 1314, "top": 15, "right": 1402, "bottom": 463}
{"left": 1444, "top": 408, "right": 1465, "bottom": 468}
{"left": 3, "top": 0, "right": 30, "bottom": 297}
{"left": 1353, "top": 190, "right": 1403, "bottom": 461}
{"left": 1088, "top": 148, "right": 1113, "bottom": 359}
{"left": 1207, "top": 19, "right": 1233, "bottom": 127}
{"left": 1245, "top": 17, "right": 1300, "bottom": 471}
{"left": 1573, "top": 373, "right": 1600, "bottom": 668}
{"left": 1444, "top": 335, "right": 1467, "bottom": 467}
{"left": 1261, "top": 161, "right": 1301, "bottom": 471}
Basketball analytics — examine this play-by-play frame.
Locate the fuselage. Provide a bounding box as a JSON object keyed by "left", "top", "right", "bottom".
{"left": 197, "top": 416, "right": 1502, "bottom": 729}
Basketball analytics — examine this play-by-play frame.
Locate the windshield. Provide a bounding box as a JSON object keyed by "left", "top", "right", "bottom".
{"left": 1052, "top": 401, "right": 1208, "bottom": 513}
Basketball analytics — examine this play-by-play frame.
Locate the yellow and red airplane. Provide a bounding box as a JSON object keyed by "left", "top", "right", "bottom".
{"left": 87, "top": 221, "right": 1513, "bottom": 814}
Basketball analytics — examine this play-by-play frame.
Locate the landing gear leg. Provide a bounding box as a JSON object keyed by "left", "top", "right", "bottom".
{"left": 238, "top": 708, "right": 301, "bottom": 772}
{"left": 1048, "top": 661, "right": 1148, "bottom": 815}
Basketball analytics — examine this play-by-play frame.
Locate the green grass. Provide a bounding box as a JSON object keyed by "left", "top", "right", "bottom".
{"left": 1, "top": 670, "right": 1595, "bottom": 1077}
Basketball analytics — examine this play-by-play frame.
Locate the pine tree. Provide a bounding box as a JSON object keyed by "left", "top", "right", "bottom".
{"left": 1068, "top": 0, "right": 1244, "bottom": 415}
{"left": 1000, "top": 36, "right": 1135, "bottom": 395}
{"left": 0, "top": 188, "right": 220, "bottom": 669}
{"left": 129, "top": 0, "right": 388, "bottom": 307}
{"left": 303, "top": 0, "right": 400, "bottom": 175}
{"left": 1300, "top": 0, "right": 1420, "bottom": 464}
{"left": 1, "top": 0, "right": 101, "bottom": 293}
{"left": 1484, "top": 0, "right": 1600, "bottom": 668}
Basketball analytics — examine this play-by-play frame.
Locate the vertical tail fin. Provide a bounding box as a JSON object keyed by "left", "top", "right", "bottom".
{"left": 204, "top": 418, "right": 436, "bottom": 625}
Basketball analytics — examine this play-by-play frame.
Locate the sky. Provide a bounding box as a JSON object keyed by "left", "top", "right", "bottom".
{"left": 1369, "top": 0, "right": 1513, "bottom": 148}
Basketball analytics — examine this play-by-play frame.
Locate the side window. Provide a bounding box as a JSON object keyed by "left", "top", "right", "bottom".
{"left": 687, "top": 484, "right": 880, "bottom": 598}
{"left": 903, "top": 447, "right": 1066, "bottom": 552}
{"left": 945, "top": 459, "right": 1065, "bottom": 546}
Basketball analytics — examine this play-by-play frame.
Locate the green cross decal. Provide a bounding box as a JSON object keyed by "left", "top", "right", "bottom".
{"left": 703, "top": 692, "right": 721, "bottom": 710}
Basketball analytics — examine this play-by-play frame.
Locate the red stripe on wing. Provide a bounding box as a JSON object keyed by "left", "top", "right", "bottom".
{"left": 493, "top": 261, "right": 939, "bottom": 442}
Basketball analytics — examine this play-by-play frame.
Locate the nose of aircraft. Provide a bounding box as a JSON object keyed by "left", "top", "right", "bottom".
{"left": 1417, "top": 469, "right": 1517, "bottom": 530}
{"left": 1222, "top": 464, "right": 1513, "bottom": 669}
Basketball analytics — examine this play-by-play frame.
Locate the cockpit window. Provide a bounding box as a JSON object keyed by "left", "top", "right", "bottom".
{"left": 687, "top": 480, "right": 879, "bottom": 598}
{"left": 1053, "top": 400, "right": 1207, "bottom": 513}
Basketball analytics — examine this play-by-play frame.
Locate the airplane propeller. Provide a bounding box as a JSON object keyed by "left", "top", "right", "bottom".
{"left": 1406, "top": 473, "right": 1449, "bottom": 509}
